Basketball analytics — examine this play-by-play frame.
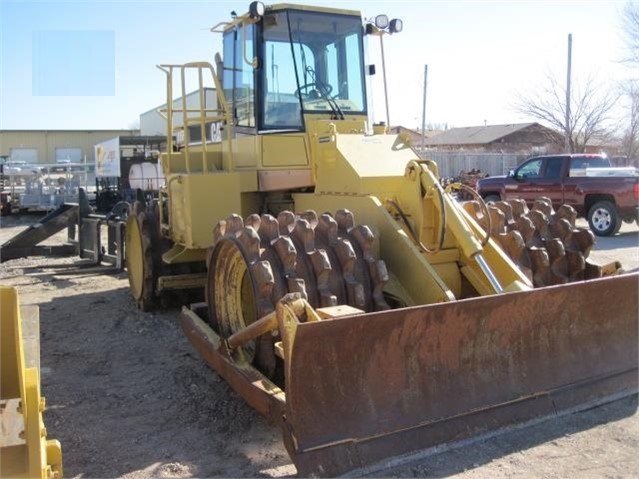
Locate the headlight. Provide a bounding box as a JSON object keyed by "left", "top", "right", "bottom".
{"left": 375, "top": 14, "right": 389, "bottom": 29}
{"left": 249, "top": 1, "right": 265, "bottom": 18}
{"left": 389, "top": 18, "right": 403, "bottom": 34}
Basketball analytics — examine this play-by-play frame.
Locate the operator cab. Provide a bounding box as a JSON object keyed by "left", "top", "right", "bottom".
{"left": 221, "top": 3, "right": 368, "bottom": 132}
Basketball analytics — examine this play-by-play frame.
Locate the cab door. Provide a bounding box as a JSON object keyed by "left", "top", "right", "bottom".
{"left": 505, "top": 156, "right": 565, "bottom": 208}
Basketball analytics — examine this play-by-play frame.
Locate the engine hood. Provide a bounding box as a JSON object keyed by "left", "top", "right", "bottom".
{"left": 477, "top": 175, "right": 508, "bottom": 188}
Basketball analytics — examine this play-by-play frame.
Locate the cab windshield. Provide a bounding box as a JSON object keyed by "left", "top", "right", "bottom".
{"left": 260, "top": 9, "right": 366, "bottom": 129}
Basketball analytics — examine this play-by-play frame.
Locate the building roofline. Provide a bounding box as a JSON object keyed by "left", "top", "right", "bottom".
{"left": 424, "top": 122, "right": 550, "bottom": 146}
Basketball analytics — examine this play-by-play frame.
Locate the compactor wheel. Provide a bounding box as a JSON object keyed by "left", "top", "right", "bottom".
{"left": 464, "top": 197, "right": 600, "bottom": 286}
{"left": 126, "top": 200, "right": 160, "bottom": 311}
{"left": 206, "top": 210, "right": 389, "bottom": 377}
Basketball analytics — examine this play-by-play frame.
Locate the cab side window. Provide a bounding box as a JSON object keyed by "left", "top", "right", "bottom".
{"left": 517, "top": 159, "right": 543, "bottom": 179}
{"left": 223, "top": 24, "right": 256, "bottom": 128}
{"left": 543, "top": 157, "right": 563, "bottom": 179}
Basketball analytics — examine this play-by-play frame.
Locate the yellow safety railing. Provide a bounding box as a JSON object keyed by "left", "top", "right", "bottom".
{"left": 156, "top": 62, "right": 234, "bottom": 174}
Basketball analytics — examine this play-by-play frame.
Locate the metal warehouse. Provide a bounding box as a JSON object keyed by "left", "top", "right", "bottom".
{"left": 0, "top": 129, "right": 139, "bottom": 164}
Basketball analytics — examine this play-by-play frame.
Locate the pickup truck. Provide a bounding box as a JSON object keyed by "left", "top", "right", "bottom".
{"left": 476, "top": 153, "right": 639, "bottom": 236}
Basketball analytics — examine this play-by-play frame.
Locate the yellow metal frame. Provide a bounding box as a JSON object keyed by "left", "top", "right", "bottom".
{"left": 0, "top": 287, "right": 62, "bottom": 479}
{"left": 297, "top": 120, "right": 530, "bottom": 305}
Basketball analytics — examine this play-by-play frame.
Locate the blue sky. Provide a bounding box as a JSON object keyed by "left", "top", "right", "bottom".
{"left": 32, "top": 29, "right": 115, "bottom": 95}
{"left": 0, "top": 0, "right": 633, "bottom": 130}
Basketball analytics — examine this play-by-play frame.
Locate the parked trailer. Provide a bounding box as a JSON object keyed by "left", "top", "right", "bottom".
{"left": 94, "top": 136, "right": 166, "bottom": 213}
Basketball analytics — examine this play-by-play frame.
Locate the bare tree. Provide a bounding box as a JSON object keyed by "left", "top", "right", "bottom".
{"left": 621, "top": 0, "right": 639, "bottom": 65}
{"left": 618, "top": 81, "right": 639, "bottom": 159}
{"left": 513, "top": 73, "right": 619, "bottom": 153}
{"left": 619, "top": 1, "right": 639, "bottom": 159}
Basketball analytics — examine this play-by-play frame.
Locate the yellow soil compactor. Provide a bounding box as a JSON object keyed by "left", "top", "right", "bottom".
{"left": 124, "top": 2, "right": 638, "bottom": 476}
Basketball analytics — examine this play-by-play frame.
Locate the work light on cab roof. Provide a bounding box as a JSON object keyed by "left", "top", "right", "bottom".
{"left": 366, "top": 13, "right": 403, "bottom": 35}
{"left": 249, "top": 1, "right": 265, "bottom": 18}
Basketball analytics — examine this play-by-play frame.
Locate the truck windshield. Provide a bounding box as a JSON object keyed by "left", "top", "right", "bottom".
{"left": 261, "top": 9, "right": 366, "bottom": 129}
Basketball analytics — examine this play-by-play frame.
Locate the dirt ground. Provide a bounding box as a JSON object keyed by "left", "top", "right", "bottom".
{"left": 1, "top": 214, "right": 638, "bottom": 478}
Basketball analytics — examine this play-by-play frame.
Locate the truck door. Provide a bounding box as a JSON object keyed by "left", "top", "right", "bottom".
{"left": 506, "top": 156, "right": 565, "bottom": 208}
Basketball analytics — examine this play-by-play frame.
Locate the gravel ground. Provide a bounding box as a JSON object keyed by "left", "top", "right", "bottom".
{"left": 1, "top": 213, "right": 637, "bottom": 478}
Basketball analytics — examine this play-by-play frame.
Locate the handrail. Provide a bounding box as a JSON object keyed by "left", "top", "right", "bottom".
{"left": 157, "top": 61, "right": 234, "bottom": 173}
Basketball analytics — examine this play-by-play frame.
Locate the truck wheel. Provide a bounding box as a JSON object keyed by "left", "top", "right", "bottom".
{"left": 587, "top": 201, "right": 621, "bottom": 237}
{"left": 483, "top": 194, "right": 500, "bottom": 204}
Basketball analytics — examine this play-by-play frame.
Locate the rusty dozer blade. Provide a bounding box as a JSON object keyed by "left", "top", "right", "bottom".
{"left": 182, "top": 272, "right": 638, "bottom": 477}
{"left": 284, "top": 273, "right": 638, "bottom": 476}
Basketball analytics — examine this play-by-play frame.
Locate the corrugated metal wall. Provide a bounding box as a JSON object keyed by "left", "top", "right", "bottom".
{"left": 0, "top": 130, "right": 139, "bottom": 164}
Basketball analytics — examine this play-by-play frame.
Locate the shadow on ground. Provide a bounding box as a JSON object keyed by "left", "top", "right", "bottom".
{"left": 368, "top": 395, "right": 638, "bottom": 478}
{"left": 6, "top": 259, "right": 292, "bottom": 479}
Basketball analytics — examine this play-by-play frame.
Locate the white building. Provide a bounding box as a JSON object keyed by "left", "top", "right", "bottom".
{"left": 139, "top": 87, "right": 217, "bottom": 136}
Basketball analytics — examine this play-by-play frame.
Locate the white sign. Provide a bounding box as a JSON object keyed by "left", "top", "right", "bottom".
{"left": 94, "top": 137, "right": 121, "bottom": 177}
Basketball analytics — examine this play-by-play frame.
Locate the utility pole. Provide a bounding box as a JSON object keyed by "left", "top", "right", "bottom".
{"left": 421, "top": 65, "right": 428, "bottom": 151}
{"left": 565, "top": 33, "right": 572, "bottom": 151}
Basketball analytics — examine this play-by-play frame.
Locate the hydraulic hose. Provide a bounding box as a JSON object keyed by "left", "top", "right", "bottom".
{"left": 444, "top": 182, "right": 492, "bottom": 248}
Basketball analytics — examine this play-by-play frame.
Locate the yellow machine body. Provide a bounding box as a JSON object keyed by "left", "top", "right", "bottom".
{"left": 0, "top": 287, "right": 63, "bottom": 479}
{"left": 157, "top": 108, "right": 528, "bottom": 304}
